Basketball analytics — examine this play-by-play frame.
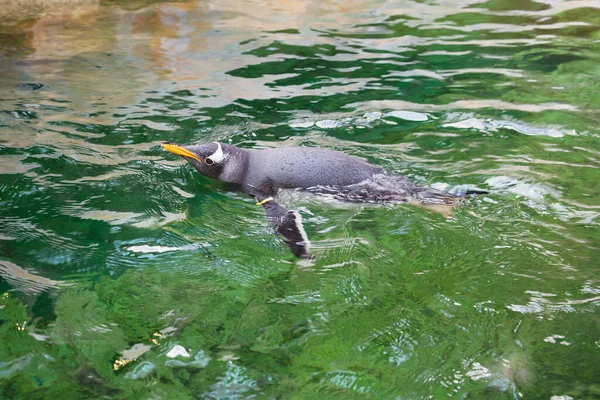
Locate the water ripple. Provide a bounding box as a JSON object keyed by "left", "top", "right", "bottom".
{"left": 1, "top": 0, "right": 599, "bottom": 398}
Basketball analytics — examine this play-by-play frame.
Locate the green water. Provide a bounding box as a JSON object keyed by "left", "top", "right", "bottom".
{"left": 1, "top": 0, "right": 599, "bottom": 398}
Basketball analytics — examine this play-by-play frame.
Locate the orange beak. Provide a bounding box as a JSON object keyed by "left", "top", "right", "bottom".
{"left": 161, "top": 143, "right": 202, "bottom": 163}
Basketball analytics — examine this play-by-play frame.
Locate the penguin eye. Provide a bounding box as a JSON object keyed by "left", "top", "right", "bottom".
{"left": 205, "top": 158, "right": 214, "bottom": 166}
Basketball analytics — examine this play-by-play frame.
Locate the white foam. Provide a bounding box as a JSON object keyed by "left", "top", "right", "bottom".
{"left": 385, "top": 110, "right": 429, "bottom": 121}
{"left": 167, "top": 345, "right": 191, "bottom": 358}
{"left": 127, "top": 244, "right": 202, "bottom": 253}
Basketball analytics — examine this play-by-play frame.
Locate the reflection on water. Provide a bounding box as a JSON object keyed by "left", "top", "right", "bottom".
{"left": 1, "top": 0, "right": 599, "bottom": 398}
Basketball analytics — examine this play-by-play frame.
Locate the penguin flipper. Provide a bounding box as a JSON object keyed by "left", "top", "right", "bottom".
{"left": 259, "top": 198, "right": 312, "bottom": 259}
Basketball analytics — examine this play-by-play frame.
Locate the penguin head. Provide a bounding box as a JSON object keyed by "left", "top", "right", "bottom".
{"left": 161, "top": 141, "right": 230, "bottom": 180}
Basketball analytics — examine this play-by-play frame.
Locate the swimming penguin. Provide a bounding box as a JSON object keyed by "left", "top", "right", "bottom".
{"left": 161, "top": 142, "right": 486, "bottom": 258}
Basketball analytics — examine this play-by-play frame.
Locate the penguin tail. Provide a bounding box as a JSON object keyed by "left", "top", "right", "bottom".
{"left": 414, "top": 188, "right": 458, "bottom": 205}
{"left": 411, "top": 185, "right": 488, "bottom": 217}
{"left": 446, "top": 185, "right": 489, "bottom": 198}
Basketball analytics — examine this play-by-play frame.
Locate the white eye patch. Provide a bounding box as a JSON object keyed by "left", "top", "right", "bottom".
{"left": 206, "top": 142, "right": 225, "bottom": 164}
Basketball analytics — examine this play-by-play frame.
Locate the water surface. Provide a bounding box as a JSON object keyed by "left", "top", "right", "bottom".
{"left": 1, "top": 0, "right": 599, "bottom": 398}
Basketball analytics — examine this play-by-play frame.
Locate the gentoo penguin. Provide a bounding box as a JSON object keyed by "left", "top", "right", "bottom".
{"left": 161, "top": 142, "right": 486, "bottom": 258}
